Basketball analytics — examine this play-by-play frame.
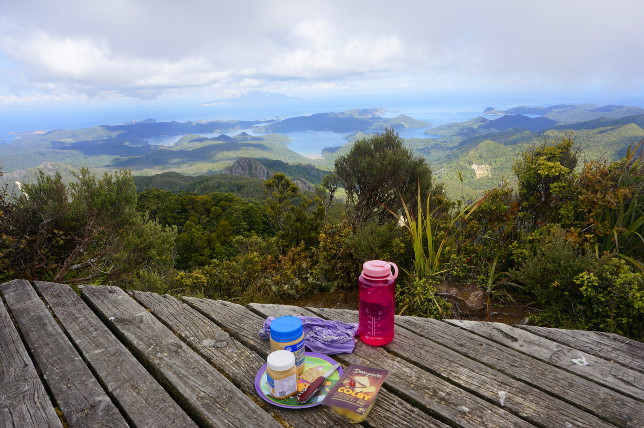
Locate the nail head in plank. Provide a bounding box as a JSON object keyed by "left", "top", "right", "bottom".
{"left": 447, "top": 319, "right": 644, "bottom": 401}
{"left": 519, "top": 325, "right": 644, "bottom": 373}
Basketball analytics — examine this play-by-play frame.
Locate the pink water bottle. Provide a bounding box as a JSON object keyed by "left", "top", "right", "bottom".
{"left": 358, "top": 260, "right": 398, "bottom": 346}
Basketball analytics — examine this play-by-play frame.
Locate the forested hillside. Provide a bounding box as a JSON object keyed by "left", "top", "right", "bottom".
{"left": 2, "top": 131, "right": 642, "bottom": 339}
{"left": 2, "top": 104, "right": 644, "bottom": 201}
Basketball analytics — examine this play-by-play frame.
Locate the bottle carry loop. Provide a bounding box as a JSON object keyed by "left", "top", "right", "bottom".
{"left": 390, "top": 262, "right": 398, "bottom": 280}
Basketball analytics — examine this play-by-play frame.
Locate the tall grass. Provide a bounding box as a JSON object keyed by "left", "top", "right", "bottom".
{"left": 596, "top": 142, "right": 644, "bottom": 269}
{"left": 396, "top": 186, "right": 487, "bottom": 280}
{"left": 387, "top": 186, "right": 488, "bottom": 316}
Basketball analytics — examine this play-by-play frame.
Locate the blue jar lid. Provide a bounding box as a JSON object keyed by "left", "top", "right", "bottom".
{"left": 270, "top": 316, "right": 303, "bottom": 342}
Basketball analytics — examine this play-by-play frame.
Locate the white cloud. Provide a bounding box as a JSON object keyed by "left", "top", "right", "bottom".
{"left": 1, "top": 31, "right": 232, "bottom": 98}
{"left": 268, "top": 20, "right": 405, "bottom": 78}
{"left": 0, "top": 0, "right": 643, "bottom": 103}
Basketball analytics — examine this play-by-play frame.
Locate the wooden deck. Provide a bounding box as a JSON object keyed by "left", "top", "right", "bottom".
{"left": 1, "top": 279, "right": 642, "bottom": 427}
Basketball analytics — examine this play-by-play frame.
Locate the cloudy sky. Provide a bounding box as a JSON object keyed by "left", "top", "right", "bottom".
{"left": 1, "top": 0, "right": 643, "bottom": 108}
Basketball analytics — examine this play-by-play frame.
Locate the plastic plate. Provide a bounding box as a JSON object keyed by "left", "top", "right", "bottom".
{"left": 254, "top": 352, "right": 343, "bottom": 408}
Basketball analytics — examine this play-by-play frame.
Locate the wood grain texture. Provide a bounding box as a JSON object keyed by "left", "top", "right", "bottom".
{"left": 35, "top": 281, "right": 197, "bottom": 428}
{"left": 447, "top": 319, "right": 644, "bottom": 401}
{"left": 394, "top": 316, "right": 643, "bottom": 427}
{"left": 309, "top": 307, "right": 614, "bottom": 428}
{"left": 519, "top": 325, "right": 644, "bottom": 373}
{"left": 6, "top": 280, "right": 641, "bottom": 428}
{"left": 80, "top": 285, "right": 280, "bottom": 428}
{"left": 249, "top": 303, "right": 534, "bottom": 428}
{"left": 0, "top": 280, "right": 128, "bottom": 428}
{"left": 133, "top": 291, "right": 354, "bottom": 428}
{"left": 184, "top": 297, "right": 448, "bottom": 428}
{"left": 0, "top": 286, "right": 62, "bottom": 428}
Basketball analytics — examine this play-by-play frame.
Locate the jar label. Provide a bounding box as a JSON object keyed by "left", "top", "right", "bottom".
{"left": 284, "top": 340, "right": 305, "bottom": 369}
{"left": 267, "top": 372, "right": 297, "bottom": 398}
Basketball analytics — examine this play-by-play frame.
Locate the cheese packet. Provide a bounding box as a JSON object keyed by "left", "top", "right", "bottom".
{"left": 322, "top": 364, "right": 389, "bottom": 423}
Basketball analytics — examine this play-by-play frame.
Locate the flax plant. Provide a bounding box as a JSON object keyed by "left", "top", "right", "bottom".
{"left": 596, "top": 143, "right": 644, "bottom": 269}
{"left": 389, "top": 186, "right": 488, "bottom": 316}
{"left": 397, "top": 186, "right": 487, "bottom": 279}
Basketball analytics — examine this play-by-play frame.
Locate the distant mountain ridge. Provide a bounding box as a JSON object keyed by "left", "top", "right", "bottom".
{"left": 421, "top": 108, "right": 644, "bottom": 198}
{"left": 2, "top": 103, "right": 643, "bottom": 200}
{"left": 479, "top": 114, "right": 557, "bottom": 132}
{"left": 257, "top": 110, "right": 430, "bottom": 133}
{"left": 487, "top": 103, "right": 644, "bottom": 123}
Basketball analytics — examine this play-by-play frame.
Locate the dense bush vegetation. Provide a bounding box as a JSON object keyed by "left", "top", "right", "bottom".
{"left": 0, "top": 168, "right": 176, "bottom": 289}
{"left": 1, "top": 132, "right": 642, "bottom": 339}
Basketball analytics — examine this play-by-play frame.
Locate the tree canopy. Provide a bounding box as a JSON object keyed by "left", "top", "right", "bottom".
{"left": 0, "top": 168, "right": 176, "bottom": 287}
{"left": 333, "top": 128, "right": 437, "bottom": 226}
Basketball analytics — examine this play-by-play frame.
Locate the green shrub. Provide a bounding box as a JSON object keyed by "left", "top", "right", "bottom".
{"left": 397, "top": 277, "right": 451, "bottom": 318}
{"left": 511, "top": 227, "right": 643, "bottom": 339}
{"left": 575, "top": 259, "right": 643, "bottom": 339}
{"left": 510, "top": 227, "right": 599, "bottom": 305}
{"left": 311, "top": 220, "right": 359, "bottom": 290}
{"left": 312, "top": 220, "right": 408, "bottom": 291}
{"left": 198, "top": 252, "right": 269, "bottom": 301}
{"left": 265, "top": 243, "right": 321, "bottom": 299}
{"left": 1, "top": 168, "right": 177, "bottom": 285}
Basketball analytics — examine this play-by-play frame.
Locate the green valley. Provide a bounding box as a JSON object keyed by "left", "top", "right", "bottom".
{"left": 1, "top": 104, "right": 643, "bottom": 200}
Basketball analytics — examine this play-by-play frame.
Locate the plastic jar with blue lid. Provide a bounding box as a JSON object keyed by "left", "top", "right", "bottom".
{"left": 269, "top": 316, "right": 305, "bottom": 375}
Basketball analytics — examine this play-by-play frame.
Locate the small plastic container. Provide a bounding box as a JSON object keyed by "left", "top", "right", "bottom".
{"left": 266, "top": 350, "right": 298, "bottom": 399}
{"left": 270, "top": 316, "right": 305, "bottom": 375}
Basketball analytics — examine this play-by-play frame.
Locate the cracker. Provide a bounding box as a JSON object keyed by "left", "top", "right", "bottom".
{"left": 300, "top": 367, "right": 323, "bottom": 383}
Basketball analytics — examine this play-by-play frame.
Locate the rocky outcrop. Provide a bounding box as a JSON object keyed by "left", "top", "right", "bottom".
{"left": 221, "top": 157, "right": 318, "bottom": 191}
{"left": 222, "top": 157, "right": 271, "bottom": 180}
{"left": 292, "top": 178, "right": 315, "bottom": 192}
{"left": 437, "top": 282, "right": 487, "bottom": 317}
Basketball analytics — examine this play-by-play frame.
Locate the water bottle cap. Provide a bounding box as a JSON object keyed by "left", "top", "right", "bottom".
{"left": 362, "top": 260, "right": 398, "bottom": 279}
{"left": 267, "top": 350, "right": 295, "bottom": 372}
{"left": 270, "top": 316, "right": 303, "bottom": 342}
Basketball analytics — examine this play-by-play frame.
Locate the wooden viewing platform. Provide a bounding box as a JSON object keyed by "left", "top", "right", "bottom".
{"left": 1, "top": 279, "right": 642, "bottom": 427}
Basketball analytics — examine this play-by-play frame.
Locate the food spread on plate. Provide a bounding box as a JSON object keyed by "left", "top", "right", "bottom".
{"left": 256, "top": 314, "right": 388, "bottom": 422}
{"left": 255, "top": 353, "right": 342, "bottom": 409}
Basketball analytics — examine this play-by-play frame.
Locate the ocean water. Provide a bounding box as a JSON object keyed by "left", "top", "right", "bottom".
{"left": 0, "top": 94, "right": 482, "bottom": 156}
{"left": 3, "top": 92, "right": 643, "bottom": 157}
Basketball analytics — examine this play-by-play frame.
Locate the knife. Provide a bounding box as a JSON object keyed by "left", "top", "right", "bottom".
{"left": 296, "top": 363, "right": 340, "bottom": 403}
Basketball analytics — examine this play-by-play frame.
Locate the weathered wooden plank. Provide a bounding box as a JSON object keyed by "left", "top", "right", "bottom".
{"left": 0, "top": 290, "right": 62, "bottom": 428}
{"left": 35, "top": 282, "right": 197, "bottom": 428}
{"left": 0, "top": 280, "right": 128, "bottom": 428}
{"left": 392, "top": 315, "right": 642, "bottom": 427}
{"left": 248, "top": 302, "right": 535, "bottom": 428}
{"left": 132, "top": 291, "right": 354, "bottom": 428}
{"left": 80, "top": 285, "right": 280, "bottom": 428}
{"left": 309, "top": 307, "right": 615, "bottom": 428}
{"left": 519, "top": 325, "right": 644, "bottom": 373}
{"left": 447, "top": 319, "right": 644, "bottom": 401}
{"left": 184, "top": 297, "right": 449, "bottom": 428}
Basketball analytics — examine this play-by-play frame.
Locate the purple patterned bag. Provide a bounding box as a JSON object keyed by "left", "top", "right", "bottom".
{"left": 259, "top": 316, "right": 358, "bottom": 354}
